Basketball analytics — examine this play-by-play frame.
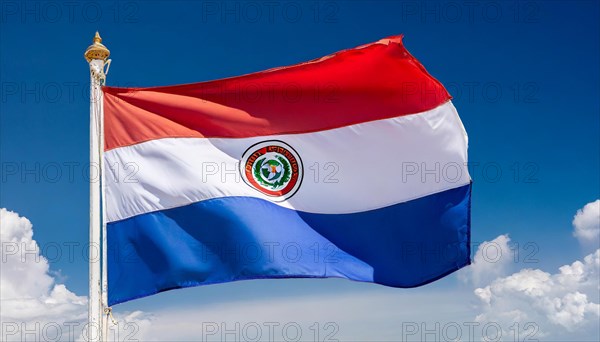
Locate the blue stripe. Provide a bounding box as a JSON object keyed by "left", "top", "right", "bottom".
{"left": 107, "top": 184, "right": 471, "bottom": 305}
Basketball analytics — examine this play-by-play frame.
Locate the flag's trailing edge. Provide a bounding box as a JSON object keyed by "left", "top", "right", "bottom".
{"left": 103, "top": 35, "right": 471, "bottom": 306}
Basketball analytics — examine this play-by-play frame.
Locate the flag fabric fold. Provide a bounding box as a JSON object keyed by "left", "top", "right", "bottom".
{"left": 103, "top": 35, "right": 471, "bottom": 306}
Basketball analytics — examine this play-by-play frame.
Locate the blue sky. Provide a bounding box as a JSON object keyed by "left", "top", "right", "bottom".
{"left": 1, "top": 1, "right": 599, "bottom": 340}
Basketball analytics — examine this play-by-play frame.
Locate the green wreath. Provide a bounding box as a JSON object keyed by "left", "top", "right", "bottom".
{"left": 253, "top": 156, "right": 292, "bottom": 189}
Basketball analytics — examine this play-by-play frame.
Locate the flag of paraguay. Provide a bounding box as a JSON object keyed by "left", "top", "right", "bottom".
{"left": 103, "top": 35, "right": 471, "bottom": 306}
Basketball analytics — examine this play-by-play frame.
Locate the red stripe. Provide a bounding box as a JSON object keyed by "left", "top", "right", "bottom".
{"left": 103, "top": 35, "right": 450, "bottom": 151}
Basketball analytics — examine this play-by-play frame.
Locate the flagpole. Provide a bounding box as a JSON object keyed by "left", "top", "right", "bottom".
{"left": 85, "top": 32, "right": 110, "bottom": 342}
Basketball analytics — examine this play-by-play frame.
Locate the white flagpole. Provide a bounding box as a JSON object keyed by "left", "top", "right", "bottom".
{"left": 85, "top": 32, "right": 110, "bottom": 342}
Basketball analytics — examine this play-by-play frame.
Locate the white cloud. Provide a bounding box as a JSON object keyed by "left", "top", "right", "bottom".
{"left": 0, "top": 208, "right": 87, "bottom": 338}
{"left": 474, "top": 249, "right": 600, "bottom": 341}
{"left": 458, "top": 234, "right": 514, "bottom": 286}
{"left": 112, "top": 288, "right": 475, "bottom": 341}
{"left": 0, "top": 208, "right": 154, "bottom": 342}
{"left": 573, "top": 200, "right": 600, "bottom": 248}
{"left": 3, "top": 206, "right": 599, "bottom": 341}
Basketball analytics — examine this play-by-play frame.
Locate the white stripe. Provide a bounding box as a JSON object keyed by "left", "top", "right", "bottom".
{"left": 105, "top": 101, "right": 469, "bottom": 222}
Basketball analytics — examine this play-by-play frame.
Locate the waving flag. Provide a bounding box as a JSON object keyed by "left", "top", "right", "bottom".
{"left": 103, "top": 35, "right": 471, "bottom": 305}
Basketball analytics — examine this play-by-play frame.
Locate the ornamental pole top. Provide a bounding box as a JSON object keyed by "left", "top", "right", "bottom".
{"left": 84, "top": 31, "right": 110, "bottom": 62}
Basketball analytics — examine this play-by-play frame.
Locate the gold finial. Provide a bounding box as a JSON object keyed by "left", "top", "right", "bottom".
{"left": 84, "top": 31, "right": 110, "bottom": 62}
